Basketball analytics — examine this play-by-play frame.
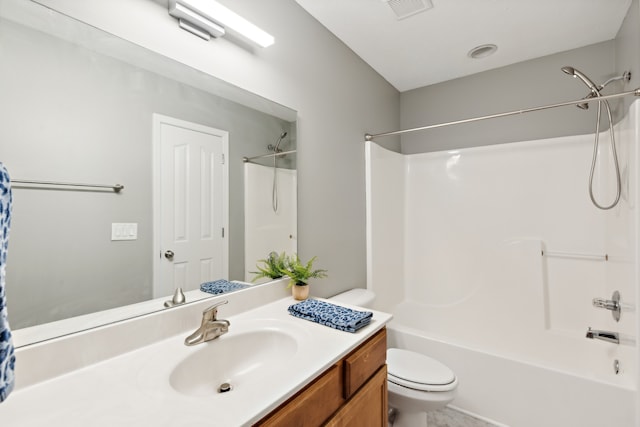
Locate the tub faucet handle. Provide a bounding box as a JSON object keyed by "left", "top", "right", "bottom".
{"left": 592, "top": 298, "right": 617, "bottom": 310}
{"left": 592, "top": 290, "right": 621, "bottom": 322}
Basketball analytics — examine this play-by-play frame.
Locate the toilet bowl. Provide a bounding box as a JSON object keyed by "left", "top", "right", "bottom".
{"left": 330, "top": 289, "right": 458, "bottom": 427}
{"left": 387, "top": 348, "right": 457, "bottom": 426}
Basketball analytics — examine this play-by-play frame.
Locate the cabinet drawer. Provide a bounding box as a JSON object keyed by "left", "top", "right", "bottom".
{"left": 325, "top": 365, "right": 388, "bottom": 427}
{"left": 256, "top": 363, "right": 345, "bottom": 427}
{"left": 343, "top": 328, "right": 386, "bottom": 398}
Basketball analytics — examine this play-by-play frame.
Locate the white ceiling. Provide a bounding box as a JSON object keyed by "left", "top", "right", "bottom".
{"left": 295, "top": 0, "right": 633, "bottom": 92}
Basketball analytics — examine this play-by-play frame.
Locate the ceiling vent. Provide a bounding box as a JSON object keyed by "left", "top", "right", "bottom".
{"left": 384, "top": 0, "right": 433, "bottom": 20}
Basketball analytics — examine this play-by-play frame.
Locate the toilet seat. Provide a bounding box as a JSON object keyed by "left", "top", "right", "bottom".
{"left": 387, "top": 348, "right": 457, "bottom": 392}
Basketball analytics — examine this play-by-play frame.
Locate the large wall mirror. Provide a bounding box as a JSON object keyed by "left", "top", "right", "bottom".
{"left": 0, "top": 0, "right": 297, "bottom": 346}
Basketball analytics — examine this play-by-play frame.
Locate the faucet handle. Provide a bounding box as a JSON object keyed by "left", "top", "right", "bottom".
{"left": 592, "top": 291, "right": 621, "bottom": 322}
{"left": 203, "top": 300, "right": 228, "bottom": 321}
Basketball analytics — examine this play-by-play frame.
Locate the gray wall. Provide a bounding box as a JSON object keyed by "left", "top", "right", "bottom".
{"left": 28, "top": 0, "right": 402, "bottom": 301}
{"left": 615, "top": 0, "right": 640, "bottom": 117}
{"left": 0, "top": 18, "right": 293, "bottom": 327}
{"left": 400, "top": 41, "right": 617, "bottom": 153}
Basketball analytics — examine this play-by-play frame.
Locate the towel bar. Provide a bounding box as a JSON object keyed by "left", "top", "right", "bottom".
{"left": 541, "top": 250, "right": 607, "bottom": 261}
{"left": 12, "top": 179, "right": 123, "bottom": 193}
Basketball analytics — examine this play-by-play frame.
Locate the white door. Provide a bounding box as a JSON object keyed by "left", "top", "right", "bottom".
{"left": 153, "top": 114, "right": 229, "bottom": 298}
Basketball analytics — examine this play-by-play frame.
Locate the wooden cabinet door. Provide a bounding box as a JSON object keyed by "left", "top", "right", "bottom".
{"left": 343, "top": 328, "right": 386, "bottom": 398}
{"left": 256, "top": 364, "right": 345, "bottom": 427}
{"left": 324, "top": 365, "right": 388, "bottom": 427}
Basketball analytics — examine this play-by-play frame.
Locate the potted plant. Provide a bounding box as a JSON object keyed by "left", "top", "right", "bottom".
{"left": 251, "top": 251, "right": 287, "bottom": 282}
{"left": 283, "top": 254, "right": 328, "bottom": 300}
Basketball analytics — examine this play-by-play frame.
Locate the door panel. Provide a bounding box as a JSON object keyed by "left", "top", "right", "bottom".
{"left": 153, "top": 115, "right": 228, "bottom": 298}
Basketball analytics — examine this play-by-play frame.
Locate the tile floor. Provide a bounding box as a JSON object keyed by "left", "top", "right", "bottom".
{"left": 426, "top": 407, "right": 497, "bottom": 427}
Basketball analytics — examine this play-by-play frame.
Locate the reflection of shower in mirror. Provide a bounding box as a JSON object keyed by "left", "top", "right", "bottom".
{"left": 244, "top": 162, "right": 297, "bottom": 282}
{"left": 269, "top": 132, "right": 288, "bottom": 213}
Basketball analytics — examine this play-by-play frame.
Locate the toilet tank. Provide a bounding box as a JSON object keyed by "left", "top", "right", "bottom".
{"left": 329, "top": 288, "right": 376, "bottom": 308}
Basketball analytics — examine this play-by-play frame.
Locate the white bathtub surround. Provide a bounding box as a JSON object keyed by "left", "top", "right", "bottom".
{"left": 0, "top": 280, "right": 391, "bottom": 426}
{"left": 367, "top": 101, "right": 640, "bottom": 426}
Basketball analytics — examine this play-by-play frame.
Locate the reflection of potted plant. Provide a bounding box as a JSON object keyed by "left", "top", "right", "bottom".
{"left": 251, "top": 251, "right": 287, "bottom": 282}
{"left": 283, "top": 254, "right": 328, "bottom": 300}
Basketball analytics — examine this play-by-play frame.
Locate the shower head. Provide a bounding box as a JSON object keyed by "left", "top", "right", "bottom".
{"left": 269, "top": 131, "right": 288, "bottom": 153}
{"left": 562, "top": 66, "right": 602, "bottom": 110}
{"left": 274, "top": 132, "right": 287, "bottom": 151}
{"left": 561, "top": 66, "right": 600, "bottom": 93}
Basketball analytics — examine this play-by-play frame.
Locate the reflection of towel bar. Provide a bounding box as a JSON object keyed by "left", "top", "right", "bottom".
{"left": 12, "top": 179, "right": 123, "bottom": 193}
{"left": 541, "top": 250, "right": 608, "bottom": 261}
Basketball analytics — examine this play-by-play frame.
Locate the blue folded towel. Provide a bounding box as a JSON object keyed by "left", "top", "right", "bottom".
{"left": 200, "top": 280, "right": 249, "bottom": 295}
{"left": 0, "top": 163, "right": 14, "bottom": 403}
{"left": 288, "top": 299, "right": 373, "bottom": 333}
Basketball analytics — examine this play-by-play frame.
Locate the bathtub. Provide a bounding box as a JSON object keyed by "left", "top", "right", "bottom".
{"left": 366, "top": 103, "right": 640, "bottom": 427}
{"left": 386, "top": 318, "right": 635, "bottom": 427}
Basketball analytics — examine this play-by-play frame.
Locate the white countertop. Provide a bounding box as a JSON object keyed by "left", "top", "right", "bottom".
{"left": 0, "top": 296, "right": 391, "bottom": 426}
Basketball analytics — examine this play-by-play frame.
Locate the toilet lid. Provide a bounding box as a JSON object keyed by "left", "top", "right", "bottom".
{"left": 387, "top": 348, "right": 456, "bottom": 391}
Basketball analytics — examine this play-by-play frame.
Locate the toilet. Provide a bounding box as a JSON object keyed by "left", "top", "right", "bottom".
{"left": 330, "top": 289, "right": 458, "bottom": 427}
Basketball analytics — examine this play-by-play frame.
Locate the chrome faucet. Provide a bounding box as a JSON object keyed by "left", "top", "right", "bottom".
{"left": 586, "top": 327, "right": 619, "bottom": 344}
{"left": 164, "top": 287, "right": 186, "bottom": 308}
{"left": 184, "top": 300, "right": 230, "bottom": 346}
{"left": 592, "top": 291, "right": 621, "bottom": 322}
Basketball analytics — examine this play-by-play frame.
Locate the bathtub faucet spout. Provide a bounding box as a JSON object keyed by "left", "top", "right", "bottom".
{"left": 586, "top": 327, "right": 619, "bottom": 344}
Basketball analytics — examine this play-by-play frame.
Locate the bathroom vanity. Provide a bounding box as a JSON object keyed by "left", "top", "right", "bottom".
{"left": 256, "top": 328, "right": 387, "bottom": 426}
{"left": 0, "top": 283, "right": 392, "bottom": 426}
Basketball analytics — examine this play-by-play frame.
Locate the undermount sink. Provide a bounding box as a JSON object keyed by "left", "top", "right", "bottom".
{"left": 169, "top": 325, "right": 298, "bottom": 397}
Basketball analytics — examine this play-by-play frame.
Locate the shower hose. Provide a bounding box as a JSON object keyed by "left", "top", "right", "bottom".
{"left": 589, "top": 97, "right": 621, "bottom": 210}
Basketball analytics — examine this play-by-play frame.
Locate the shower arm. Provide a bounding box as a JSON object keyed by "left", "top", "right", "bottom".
{"left": 600, "top": 71, "right": 632, "bottom": 90}
{"left": 578, "top": 72, "right": 632, "bottom": 106}
{"left": 365, "top": 88, "right": 640, "bottom": 141}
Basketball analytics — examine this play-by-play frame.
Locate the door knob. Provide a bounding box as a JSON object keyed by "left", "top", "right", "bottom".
{"left": 164, "top": 250, "right": 175, "bottom": 261}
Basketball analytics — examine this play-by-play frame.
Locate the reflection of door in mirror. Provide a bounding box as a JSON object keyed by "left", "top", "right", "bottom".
{"left": 153, "top": 115, "right": 229, "bottom": 298}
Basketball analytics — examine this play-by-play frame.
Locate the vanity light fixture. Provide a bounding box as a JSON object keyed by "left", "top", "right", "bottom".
{"left": 169, "top": 1, "right": 225, "bottom": 40}
{"left": 168, "top": 0, "right": 275, "bottom": 47}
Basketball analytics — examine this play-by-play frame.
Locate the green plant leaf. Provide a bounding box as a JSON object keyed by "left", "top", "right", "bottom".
{"left": 251, "top": 250, "right": 288, "bottom": 282}
{"left": 282, "top": 253, "right": 328, "bottom": 288}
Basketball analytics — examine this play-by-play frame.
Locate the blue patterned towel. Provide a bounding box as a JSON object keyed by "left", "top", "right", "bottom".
{"left": 0, "top": 163, "right": 14, "bottom": 403}
{"left": 288, "top": 299, "right": 373, "bottom": 333}
{"left": 200, "top": 280, "right": 249, "bottom": 295}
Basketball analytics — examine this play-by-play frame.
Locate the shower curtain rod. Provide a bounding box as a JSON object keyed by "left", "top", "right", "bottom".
{"left": 242, "top": 149, "right": 297, "bottom": 163}
{"left": 364, "top": 88, "right": 640, "bottom": 141}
